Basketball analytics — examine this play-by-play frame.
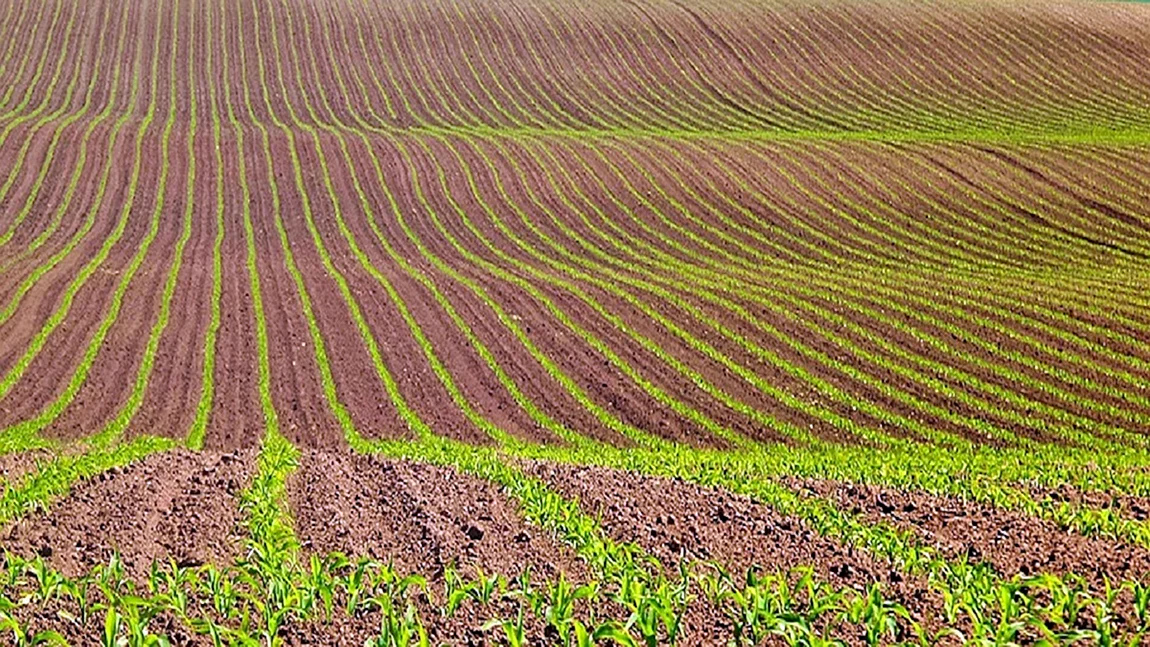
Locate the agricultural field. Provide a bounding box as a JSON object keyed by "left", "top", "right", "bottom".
{"left": 0, "top": 0, "right": 1149, "bottom": 643}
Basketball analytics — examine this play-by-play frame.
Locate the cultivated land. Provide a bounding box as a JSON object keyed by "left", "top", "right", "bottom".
{"left": 0, "top": 0, "right": 1149, "bottom": 643}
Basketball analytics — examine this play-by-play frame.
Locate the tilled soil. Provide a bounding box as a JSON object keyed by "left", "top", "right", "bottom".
{"left": 526, "top": 461, "right": 949, "bottom": 642}
{"left": 0, "top": 449, "right": 254, "bottom": 579}
{"left": 288, "top": 450, "right": 616, "bottom": 645}
{"left": 0, "top": 449, "right": 48, "bottom": 486}
{"left": 787, "top": 478, "right": 1150, "bottom": 587}
{"left": 1025, "top": 482, "right": 1150, "bottom": 522}
{"left": 289, "top": 449, "right": 586, "bottom": 582}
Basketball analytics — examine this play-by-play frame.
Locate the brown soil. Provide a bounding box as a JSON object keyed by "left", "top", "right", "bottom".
{"left": 288, "top": 450, "right": 618, "bottom": 645}
{"left": 526, "top": 461, "right": 948, "bottom": 639}
{"left": 289, "top": 131, "right": 486, "bottom": 445}
{"left": 397, "top": 135, "right": 728, "bottom": 447}
{"left": 787, "top": 478, "right": 1150, "bottom": 587}
{"left": 199, "top": 128, "right": 264, "bottom": 452}
{"left": 40, "top": 130, "right": 187, "bottom": 443}
{"left": 124, "top": 132, "right": 220, "bottom": 443}
{"left": 321, "top": 134, "right": 577, "bottom": 446}
{"left": 0, "top": 128, "right": 135, "bottom": 378}
{"left": 1025, "top": 482, "right": 1150, "bottom": 522}
{"left": 0, "top": 449, "right": 254, "bottom": 580}
{"left": 0, "top": 449, "right": 48, "bottom": 486}
{"left": 246, "top": 132, "right": 346, "bottom": 450}
{"left": 289, "top": 449, "right": 587, "bottom": 582}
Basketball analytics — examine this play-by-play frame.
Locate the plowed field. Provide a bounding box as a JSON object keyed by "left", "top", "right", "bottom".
{"left": 1, "top": 0, "right": 1149, "bottom": 643}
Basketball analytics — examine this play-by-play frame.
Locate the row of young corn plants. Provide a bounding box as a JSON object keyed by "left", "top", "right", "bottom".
{"left": 216, "top": 0, "right": 277, "bottom": 451}
{"left": 0, "top": 435, "right": 175, "bottom": 526}
{"left": 87, "top": 0, "right": 195, "bottom": 451}
{"left": 508, "top": 439, "right": 1150, "bottom": 644}
{"left": 443, "top": 131, "right": 1150, "bottom": 478}
{"left": 521, "top": 134, "right": 1150, "bottom": 447}
{"left": 263, "top": 0, "right": 585, "bottom": 450}
{"left": 231, "top": 0, "right": 1140, "bottom": 466}
{"left": 0, "top": 0, "right": 90, "bottom": 244}
{"left": 780, "top": 0, "right": 1150, "bottom": 131}
{"left": 179, "top": 0, "right": 1150, "bottom": 147}
{"left": 96, "top": 11, "right": 1150, "bottom": 634}
{"left": 1057, "top": 145, "right": 1150, "bottom": 228}
{"left": 287, "top": 0, "right": 678, "bottom": 450}
{"left": 185, "top": 0, "right": 227, "bottom": 450}
{"left": 432, "top": 133, "right": 923, "bottom": 448}
{"left": 268, "top": 0, "right": 1150, "bottom": 140}
{"left": 396, "top": 133, "right": 763, "bottom": 448}
{"left": 735, "top": 141, "right": 1150, "bottom": 421}
{"left": 807, "top": 141, "right": 1150, "bottom": 358}
{"left": 2, "top": 440, "right": 431, "bottom": 645}
{"left": 778, "top": 5, "right": 1030, "bottom": 134}
{"left": 0, "top": 0, "right": 233, "bottom": 519}
{"left": 0, "top": 0, "right": 76, "bottom": 119}
{"left": 690, "top": 137, "right": 1145, "bottom": 332}
{"left": 0, "top": 0, "right": 31, "bottom": 82}
{"left": 1038, "top": 149, "right": 1150, "bottom": 265}
{"left": 7, "top": 441, "right": 1143, "bottom": 643}
{"left": 0, "top": 0, "right": 55, "bottom": 105}
{"left": 0, "top": 547, "right": 431, "bottom": 647}
{"left": 208, "top": 0, "right": 1150, "bottom": 146}
{"left": 443, "top": 141, "right": 1150, "bottom": 505}
{"left": 0, "top": 0, "right": 134, "bottom": 293}
{"left": 948, "top": 143, "right": 1150, "bottom": 258}
{"left": 703, "top": 139, "right": 1145, "bottom": 301}
{"left": 739, "top": 441, "right": 1150, "bottom": 551}
{"left": 296, "top": 0, "right": 687, "bottom": 454}
{"left": 858, "top": 2, "right": 1139, "bottom": 129}
{"left": 241, "top": 0, "right": 436, "bottom": 445}
{"left": 2, "top": 0, "right": 1140, "bottom": 592}
{"left": 2, "top": 433, "right": 937, "bottom": 644}
{"left": 299, "top": 0, "right": 1025, "bottom": 459}
{"left": 717, "top": 4, "right": 963, "bottom": 134}
{"left": 362, "top": 0, "right": 741, "bottom": 132}
{"left": 517, "top": 0, "right": 749, "bottom": 132}
{"left": 891, "top": 143, "right": 1150, "bottom": 271}
{"left": 0, "top": 41, "right": 129, "bottom": 286}
{"left": 0, "top": 0, "right": 205, "bottom": 516}
{"left": 0, "top": 0, "right": 154, "bottom": 457}
{"left": 244, "top": 7, "right": 1150, "bottom": 459}
{"left": 498, "top": 135, "right": 1110, "bottom": 451}
{"left": 487, "top": 132, "right": 1112, "bottom": 450}
{"left": 0, "top": 0, "right": 66, "bottom": 117}
{"left": 0, "top": 512, "right": 920, "bottom": 647}
{"left": 519, "top": 132, "right": 1140, "bottom": 452}
{"left": 391, "top": 134, "right": 1150, "bottom": 501}
{"left": 623, "top": 135, "right": 1106, "bottom": 289}
{"left": 226, "top": 18, "right": 1150, "bottom": 567}
{"left": 0, "top": 0, "right": 177, "bottom": 456}
{"left": 431, "top": 0, "right": 608, "bottom": 131}
{"left": 360, "top": 434, "right": 941, "bottom": 646}
{"left": 686, "top": 1, "right": 1126, "bottom": 133}
{"left": 407, "top": 0, "right": 1150, "bottom": 137}
{"left": 297, "top": 0, "right": 678, "bottom": 450}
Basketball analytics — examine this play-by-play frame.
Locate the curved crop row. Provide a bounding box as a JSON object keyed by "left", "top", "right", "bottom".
{"left": 0, "top": 0, "right": 1147, "bottom": 555}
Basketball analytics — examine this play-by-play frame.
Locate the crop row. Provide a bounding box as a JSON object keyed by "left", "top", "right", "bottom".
{"left": 1, "top": 0, "right": 1149, "bottom": 501}
{"left": 1, "top": 0, "right": 1149, "bottom": 641}
{"left": 2, "top": 0, "right": 1150, "bottom": 138}
{"left": 9, "top": 431, "right": 1150, "bottom": 645}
